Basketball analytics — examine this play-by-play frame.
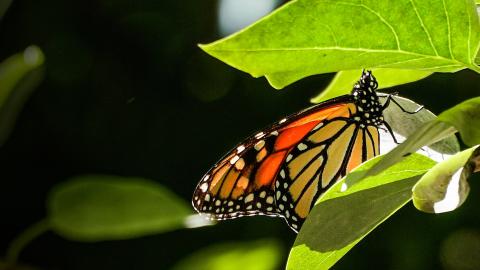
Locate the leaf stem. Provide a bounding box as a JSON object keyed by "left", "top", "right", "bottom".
{"left": 5, "top": 219, "right": 50, "bottom": 265}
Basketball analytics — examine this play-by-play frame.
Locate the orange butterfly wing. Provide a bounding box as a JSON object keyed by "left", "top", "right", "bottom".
{"left": 192, "top": 101, "right": 370, "bottom": 225}
{"left": 193, "top": 71, "right": 383, "bottom": 232}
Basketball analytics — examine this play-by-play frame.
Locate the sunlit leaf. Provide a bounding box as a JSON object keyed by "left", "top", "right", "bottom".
{"left": 170, "top": 239, "right": 282, "bottom": 270}
{"left": 437, "top": 97, "right": 480, "bottom": 146}
{"left": 311, "top": 69, "right": 432, "bottom": 103}
{"left": 0, "top": 46, "right": 44, "bottom": 146}
{"left": 201, "top": 0, "right": 480, "bottom": 89}
{"left": 48, "top": 175, "right": 193, "bottom": 241}
{"left": 287, "top": 154, "right": 436, "bottom": 270}
{"left": 413, "top": 145, "right": 480, "bottom": 213}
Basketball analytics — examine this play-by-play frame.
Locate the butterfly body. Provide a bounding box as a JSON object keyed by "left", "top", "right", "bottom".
{"left": 193, "top": 71, "right": 386, "bottom": 232}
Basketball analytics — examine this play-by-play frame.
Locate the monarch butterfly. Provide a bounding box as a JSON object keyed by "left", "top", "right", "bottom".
{"left": 192, "top": 70, "right": 418, "bottom": 232}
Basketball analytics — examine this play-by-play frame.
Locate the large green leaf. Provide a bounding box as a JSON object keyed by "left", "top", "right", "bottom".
{"left": 287, "top": 154, "right": 436, "bottom": 270}
{"left": 311, "top": 69, "right": 432, "bottom": 103}
{"left": 170, "top": 240, "right": 282, "bottom": 270}
{"left": 201, "top": 0, "right": 480, "bottom": 89}
{"left": 47, "top": 175, "right": 194, "bottom": 241}
{"left": 413, "top": 145, "right": 480, "bottom": 213}
{"left": 0, "top": 46, "right": 44, "bottom": 146}
{"left": 367, "top": 97, "right": 480, "bottom": 176}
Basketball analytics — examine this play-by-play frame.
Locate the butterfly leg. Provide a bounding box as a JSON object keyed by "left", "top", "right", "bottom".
{"left": 381, "top": 94, "right": 424, "bottom": 114}
{"left": 383, "top": 121, "right": 400, "bottom": 144}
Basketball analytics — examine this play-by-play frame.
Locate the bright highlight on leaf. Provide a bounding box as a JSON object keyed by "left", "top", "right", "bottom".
{"left": 47, "top": 175, "right": 194, "bottom": 242}
{"left": 311, "top": 69, "right": 432, "bottom": 103}
{"left": 0, "top": 46, "right": 45, "bottom": 146}
{"left": 413, "top": 145, "right": 480, "bottom": 213}
{"left": 287, "top": 154, "right": 436, "bottom": 270}
{"left": 171, "top": 239, "right": 283, "bottom": 270}
{"left": 201, "top": 0, "right": 480, "bottom": 89}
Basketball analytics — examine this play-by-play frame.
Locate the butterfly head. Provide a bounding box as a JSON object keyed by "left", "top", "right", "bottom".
{"left": 351, "top": 70, "right": 384, "bottom": 126}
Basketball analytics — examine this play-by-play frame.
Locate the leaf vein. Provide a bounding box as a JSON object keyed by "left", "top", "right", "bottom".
{"left": 409, "top": 0, "right": 439, "bottom": 56}
{"left": 442, "top": 0, "right": 454, "bottom": 59}
{"left": 319, "top": 0, "right": 401, "bottom": 50}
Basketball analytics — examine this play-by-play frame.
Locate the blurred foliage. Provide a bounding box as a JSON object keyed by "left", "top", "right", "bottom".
{"left": 171, "top": 239, "right": 283, "bottom": 270}
{"left": 48, "top": 175, "right": 193, "bottom": 241}
{"left": 0, "top": 46, "right": 44, "bottom": 146}
{"left": 440, "top": 229, "right": 480, "bottom": 270}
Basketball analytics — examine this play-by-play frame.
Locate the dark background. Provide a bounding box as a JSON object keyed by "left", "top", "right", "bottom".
{"left": 0, "top": 0, "right": 480, "bottom": 269}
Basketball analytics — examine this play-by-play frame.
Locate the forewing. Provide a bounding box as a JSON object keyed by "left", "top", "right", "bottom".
{"left": 192, "top": 97, "right": 368, "bottom": 229}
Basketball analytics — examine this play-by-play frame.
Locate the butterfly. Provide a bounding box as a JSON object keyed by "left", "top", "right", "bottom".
{"left": 192, "top": 70, "right": 417, "bottom": 232}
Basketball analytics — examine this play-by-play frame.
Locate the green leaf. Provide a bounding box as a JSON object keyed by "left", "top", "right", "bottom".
{"left": 437, "top": 97, "right": 480, "bottom": 146}
{"left": 201, "top": 0, "right": 480, "bottom": 89}
{"left": 367, "top": 97, "right": 480, "bottom": 176}
{"left": 287, "top": 154, "right": 436, "bottom": 270}
{"left": 47, "top": 175, "right": 194, "bottom": 242}
{"left": 413, "top": 145, "right": 480, "bottom": 213}
{"left": 0, "top": 46, "right": 45, "bottom": 146}
{"left": 170, "top": 239, "right": 282, "bottom": 270}
{"left": 311, "top": 69, "right": 432, "bottom": 103}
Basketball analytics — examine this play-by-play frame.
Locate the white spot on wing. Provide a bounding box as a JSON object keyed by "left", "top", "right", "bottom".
{"left": 255, "top": 132, "right": 265, "bottom": 139}
{"left": 254, "top": 140, "right": 265, "bottom": 151}
{"left": 237, "top": 145, "right": 246, "bottom": 153}
{"left": 266, "top": 196, "right": 274, "bottom": 204}
{"left": 313, "top": 122, "right": 324, "bottom": 131}
{"left": 200, "top": 183, "right": 208, "bottom": 192}
{"left": 230, "top": 155, "right": 240, "bottom": 164}
{"left": 297, "top": 143, "right": 308, "bottom": 151}
{"left": 244, "top": 193, "right": 254, "bottom": 203}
